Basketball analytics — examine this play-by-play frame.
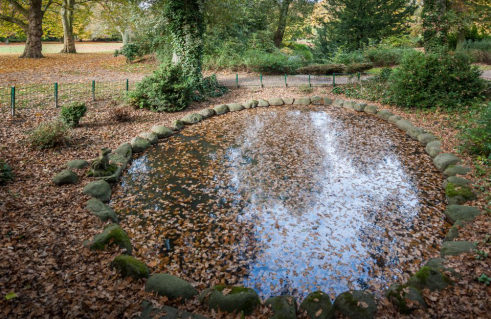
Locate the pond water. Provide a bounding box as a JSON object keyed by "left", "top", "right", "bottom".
{"left": 111, "top": 105, "right": 447, "bottom": 300}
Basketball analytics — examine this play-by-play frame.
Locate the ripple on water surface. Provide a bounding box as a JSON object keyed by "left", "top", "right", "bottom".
{"left": 111, "top": 105, "right": 447, "bottom": 300}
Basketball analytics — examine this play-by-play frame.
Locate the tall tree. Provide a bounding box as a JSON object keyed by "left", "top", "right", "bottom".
{"left": 0, "top": 0, "right": 53, "bottom": 58}
{"left": 99, "top": 0, "right": 134, "bottom": 44}
{"left": 273, "top": 0, "right": 292, "bottom": 47}
{"left": 422, "top": 0, "right": 448, "bottom": 51}
{"left": 322, "top": 0, "right": 416, "bottom": 50}
{"left": 60, "top": 0, "right": 75, "bottom": 52}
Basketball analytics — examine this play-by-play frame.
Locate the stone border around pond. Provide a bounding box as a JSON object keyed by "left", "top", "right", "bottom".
{"left": 53, "top": 97, "right": 482, "bottom": 319}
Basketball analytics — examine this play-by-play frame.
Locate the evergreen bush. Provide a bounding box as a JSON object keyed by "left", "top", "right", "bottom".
{"left": 60, "top": 102, "right": 87, "bottom": 127}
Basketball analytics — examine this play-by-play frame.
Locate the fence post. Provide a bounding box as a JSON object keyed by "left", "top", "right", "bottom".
{"left": 308, "top": 74, "right": 311, "bottom": 87}
{"left": 333, "top": 74, "right": 336, "bottom": 87}
{"left": 10, "top": 86, "right": 15, "bottom": 117}
{"left": 54, "top": 82, "right": 59, "bottom": 108}
{"left": 357, "top": 72, "right": 361, "bottom": 81}
{"left": 126, "top": 79, "right": 129, "bottom": 92}
{"left": 236, "top": 73, "right": 239, "bottom": 89}
{"left": 92, "top": 80, "right": 96, "bottom": 101}
{"left": 284, "top": 74, "right": 287, "bottom": 87}
{"left": 260, "top": 74, "right": 263, "bottom": 88}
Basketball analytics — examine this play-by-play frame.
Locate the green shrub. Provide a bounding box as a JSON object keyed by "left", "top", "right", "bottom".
{"left": 364, "top": 47, "right": 413, "bottom": 67}
{"left": 60, "top": 102, "right": 87, "bottom": 127}
{"left": 128, "top": 64, "right": 191, "bottom": 112}
{"left": 331, "top": 49, "right": 365, "bottom": 65}
{"left": 388, "top": 50, "right": 486, "bottom": 108}
{"left": 460, "top": 103, "right": 491, "bottom": 158}
{"left": 29, "top": 120, "right": 70, "bottom": 149}
{"left": 243, "top": 50, "right": 300, "bottom": 74}
{"left": 298, "top": 84, "right": 313, "bottom": 94}
{"left": 345, "top": 62, "right": 373, "bottom": 74}
{"left": 0, "top": 160, "right": 13, "bottom": 185}
{"left": 115, "top": 43, "right": 145, "bottom": 63}
{"left": 296, "top": 63, "right": 346, "bottom": 75}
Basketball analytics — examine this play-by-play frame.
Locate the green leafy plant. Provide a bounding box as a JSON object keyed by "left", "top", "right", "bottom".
{"left": 29, "top": 120, "right": 70, "bottom": 149}
{"left": 476, "top": 274, "right": 491, "bottom": 285}
{"left": 460, "top": 103, "right": 491, "bottom": 157}
{"left": 128, "top": 64, "right": 191, "bottom": 112}
{"left": 345, "top": 62, "right": 373, "bottom": 74}
{"left": 60, "top": 102, "right": 87, "bottom": 127}
{"left": 298, "top": 84, "right": 313, "bottom": 94}
{"left": 388, "top": 49, "right": 486, "bottom": 108}
{"left": 475, "top": 249, "right": 489, "bottom": 260}
{"left": 0, "top": 160, "right": 13, "bottom": 185}
{"left": 115, "top": 43, "right": 145, "bottom": 63}
{"left": 296, "top": 64, "right": 346, "bottom": 75}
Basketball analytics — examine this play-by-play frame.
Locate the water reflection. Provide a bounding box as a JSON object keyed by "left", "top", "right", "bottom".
{"left": 112, "top": 105, "right": 445, "bottom": 300}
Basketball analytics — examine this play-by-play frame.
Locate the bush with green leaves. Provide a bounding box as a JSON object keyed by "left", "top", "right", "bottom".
{"left": 29, "top": 120, "right": 70, "bottom": 149}
{"left": 364, "top": 47, "right": 413, "bottom": 67}
{"left": 296, "top": 63, "right": 345, "bottom": 75}
{"left": 115, "top": 43, "right": 146, "bottom": 63}
{"left": 459, "top": 40, "right": 491, "bottom": 64}
{"left": 243, "top": 50, "right": 301, "bottom": 74}
{"left": 0, "top": 160, "right": 13, "bottom": 185}
{"left": 60, "top": 102, "right": 87, "bottom": 127}
{"left": 128, "top": 64, "right": 191, "bottom": 112}
{"left": 460, "top": 103, "right": 491, "bottom": 158}
{"left": 388, "top": 50, "right": 485, "bottom": 108}
{"left": 345, "top": 62, "right": 373, "bottom": 74}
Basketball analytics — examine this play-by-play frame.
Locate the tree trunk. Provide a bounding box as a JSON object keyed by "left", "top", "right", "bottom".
{"left": 60, "top": 0, "right": 76, "bottom": 53}
{"left": 121, "top": 30, "right": 130, "bottom": 44}
{"left": 20, "top": 0, "right": 44, "bottom": 58}
{"left": 273, "top": 0, "right": 291, "bottom": 48}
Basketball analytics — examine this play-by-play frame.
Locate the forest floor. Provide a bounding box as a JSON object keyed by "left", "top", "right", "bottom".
{"left": 0, "top": 82, "right": 490, "bottom": 318}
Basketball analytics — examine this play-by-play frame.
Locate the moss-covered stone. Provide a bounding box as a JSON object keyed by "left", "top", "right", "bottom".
{"left": 138, "top": 132, "right": 158, "bottom": 145}
{"left": 146, "top": 274, "right": 198, "bottom": 301}
{"left": 445, "top": 182, "right": 477, "bottom": 205}
{"left": 406, "top": 126, "right": 425, "bottom": 140}
{"left": 433, "top": 153, "right": 462, "bottom": 172}
{"left": 418, "top": 133, "right": 438, "bottom": 146}
{"left": 265, "top": 295, "right": 297, "bottom": 319}
{"left": 424, "top": 258, "right": 461, "bottom": 278}
{"left": 395, "top": 119, "right": 413, "bottom": 132}
{"left": 214, "top": 104, "right": 229, "bottom": 115}
{"left": 199, "top": 108, "right": 215, "bottom": 119}
{"left": 406, "top": 266, "right": 452, "bottom": 291}
{"left": 172, "top": 119, "right": 184, "bottom": 130}
{"left": 311, "top": 96, "right": 323, "bottom": 105}
{"left": 388, "top": 115, "right": 402, "bottom": 124}
{"left": 258, "top": 99, "right": 270, "bottom": 107}
{"left": 111, "top": 255, "right": 149, "bottom": 280}
{"left": 376, "top": 110, "right": 394, "bottom": 120}
{"left": 243, "top": 100, "right": 259, "bottom": 108}
{"left": 443, "top": 165, "right": 472, "bottom": 177}
{"left": 386, "top": 284, "right": 426, "bottom": 314}
{"left": 53, "top": 169, "right": 78, "bottom": 186}
{"left": 440, "top": 241, "right": 476, "bottom": 258}
{"left": 86, "top": 198, "right": 118, "bottom": 222}
{"left": 354, "top": 103, "right": 367, "bottom": 112}
{"left": 83, "top": 180, "right": 111, "bottom": 202}
{"left": 87, "top": 163, "right": 118, "bottom": 177}
{"left": 343, "top": 101, "right": 355, "bottom": 109}
{"left": 227, "top": 103, "right": 245, "bottom": 112}
{"left": 151, "top": 125, "right": 174, "bottom": 138}
{"left": 110, "top": 143, "right": 132, "bottom": 166}
{"left": 131, "top": 136, "right": 151, "bottom": 154}
{"left": 333, "top": 290, "right": 376, "bottom": 319}
{"left": 181, "top": 113, "right": 203, "bottom": 125}
{"left": 322, "top": 97, "right": 333, "bottom": 105}
{"left": 364, "top": 105, "right": 378, "bottom": 114}
{"left": 87, "top": 223, "right": 132, "bottom": 254}
{"left": 300, "top": 290, "right": 334, "bottom": 319}
{"left": 198, "top": 285, "right": 260, "bottom": 316}
{"left": 333, "top": 99, "right": 344, "bottom": 107}
{"left": 268, "top": 98, "right": 285, "bottom": 106}
{"left": 444, "top": 205, "right": 480, "bottom": 224}
{"left": 294, "top": 97, "right": 311, "bottom": 105}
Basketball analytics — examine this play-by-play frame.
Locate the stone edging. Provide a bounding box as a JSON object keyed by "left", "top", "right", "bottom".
{"left": 53, "top": 97, "right": 482, "bottom": 319}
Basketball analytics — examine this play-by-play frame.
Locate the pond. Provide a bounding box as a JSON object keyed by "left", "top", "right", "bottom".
{"left": 111, "top": 105, "right": 448, "bottom": 300}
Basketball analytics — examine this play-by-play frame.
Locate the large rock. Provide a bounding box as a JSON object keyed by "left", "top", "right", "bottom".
{"left": 87, "top": 224, "right": 132, "bottom": 254}
{"left": 268, "top": 98, "right": 284, "bottom": 106}
{"left": 441, "top": 241, "right": 476, "bottom": 258}
{"left": 300, "top": 291, "right": 334, "bottom": 319}
{"left": 199, "top": 285, "right": 260, "bottom": 316}
{"left": 242, "top": 100, "right": 259, "bottom": 109}
{"left": 86, "top": 198, "right": 118, "bottom": 222}
{"left": 110, "top": 143, "right": 132, "bottom": 167}
{"left": 139, "top": 132, "right": 158, "bottom": 145}
{"left": 227, "top": 103, "right": 244, "bottom": 112}
{"left": 111, "top": 255, "right": 149, "bottom": 280}
{"left": 343, "top": 101, "right": 355, "bottom": 109}
{"left": 395, "top": 119, "right": 413, "bottom": 132}
{"left": 199, "top": 108, "right": 215, "bottom": 119}
{"left": 386, "top": 284, "right": 426, "bottom": 314}
{"left": 151, "top": 125, "right": 174, "bottom": 138}
{"left": 284, "top": 98, "right": 295, "bottom": 105}
{"left": 53, "top": 169, "right": 78, "bottom": 186}
{"left": 444, "top": 205, "right": 480, "bottom": 224}
{"left": 83, "top": 180, "right": 111, "bottom": 202}
{"left": 67, "top": 160, "right": 89, "bottom": 169}
{"left": 406, "top": 266, "right": 452, "bottom": 291}
{"left": 323, "top": 97, "right": 333, "bottom": 105}
{"left": 443, "top": 165, "right": 472, "bottom": 177}
{"left": 424, "top": 258, "right": 461, "bottom": 278}
{"left": 214, "top": 104, "right": 229, "bottom": 115}
{"left": 426, "top": 140, "right": 442, "bottom": 152}
{"left": 388, "top": 115, "right": 402, "bottom": 124}
{"left": 333, "top": 99, "right": 344, "bottom": 107}
{"left": 265, "top": 296, "right": 297, "bottom": 319}
{"left": 364, "top": 105, "right": 378, "bottom": 114}
{"left": 172, "top": 120, "right": 184, "bottom": 130}
{"left": 139, "top": 301, "right": 209, "bottom": 319}
{"left": 433, "top": 153, "right": 461, "bottom": 172}
{"left": 181, "top": 113, "right": 203, "bottom": 125}
{"left": 294, "top": 97, "right": 311, "bottom": 105}
{"left": 417, "top": 133, "right": 438, "bottom": 146}
{"left": 131, "top": 137, "right": 151, "bottom": 153}
{"left": 376, "top": 110, "right": 394, "bottom": 120}
{"left": 146, "top": 274, "right": 197, "bottom": 301}
{"left": 445, "top": 179, "right": 477, "bottom": 205}
{"left": 444, "top": 223, "right": 462, "bottom": 242}
{"left": 354, "top": 103, "right": 367, "bottom": 112}
{"left": 334, "top": 291, "right": 377, "bottom": 319}
{"left": 311, "top": 96, "right": 323, "bottom": 105}
{"left": 258, "top": 99, "right": 270, "bottom": 107}
{"left": 406, "top": 126, "right": 426, "bottom": 140}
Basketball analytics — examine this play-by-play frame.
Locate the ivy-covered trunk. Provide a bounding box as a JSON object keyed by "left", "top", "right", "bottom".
{"left": 273, "top": 0, "right": 292, "bottom": 48}
{"left": 164, "top": 0, "right": 205, "bottom": 89}
{"left": 60, "top": 0, "right": 77, "bottom": 54}
{"left": 21, "top": 0, "right": 44, "bottom": 58}
{"left": 422, "top": 0, "right": 449, "bottom": 51}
